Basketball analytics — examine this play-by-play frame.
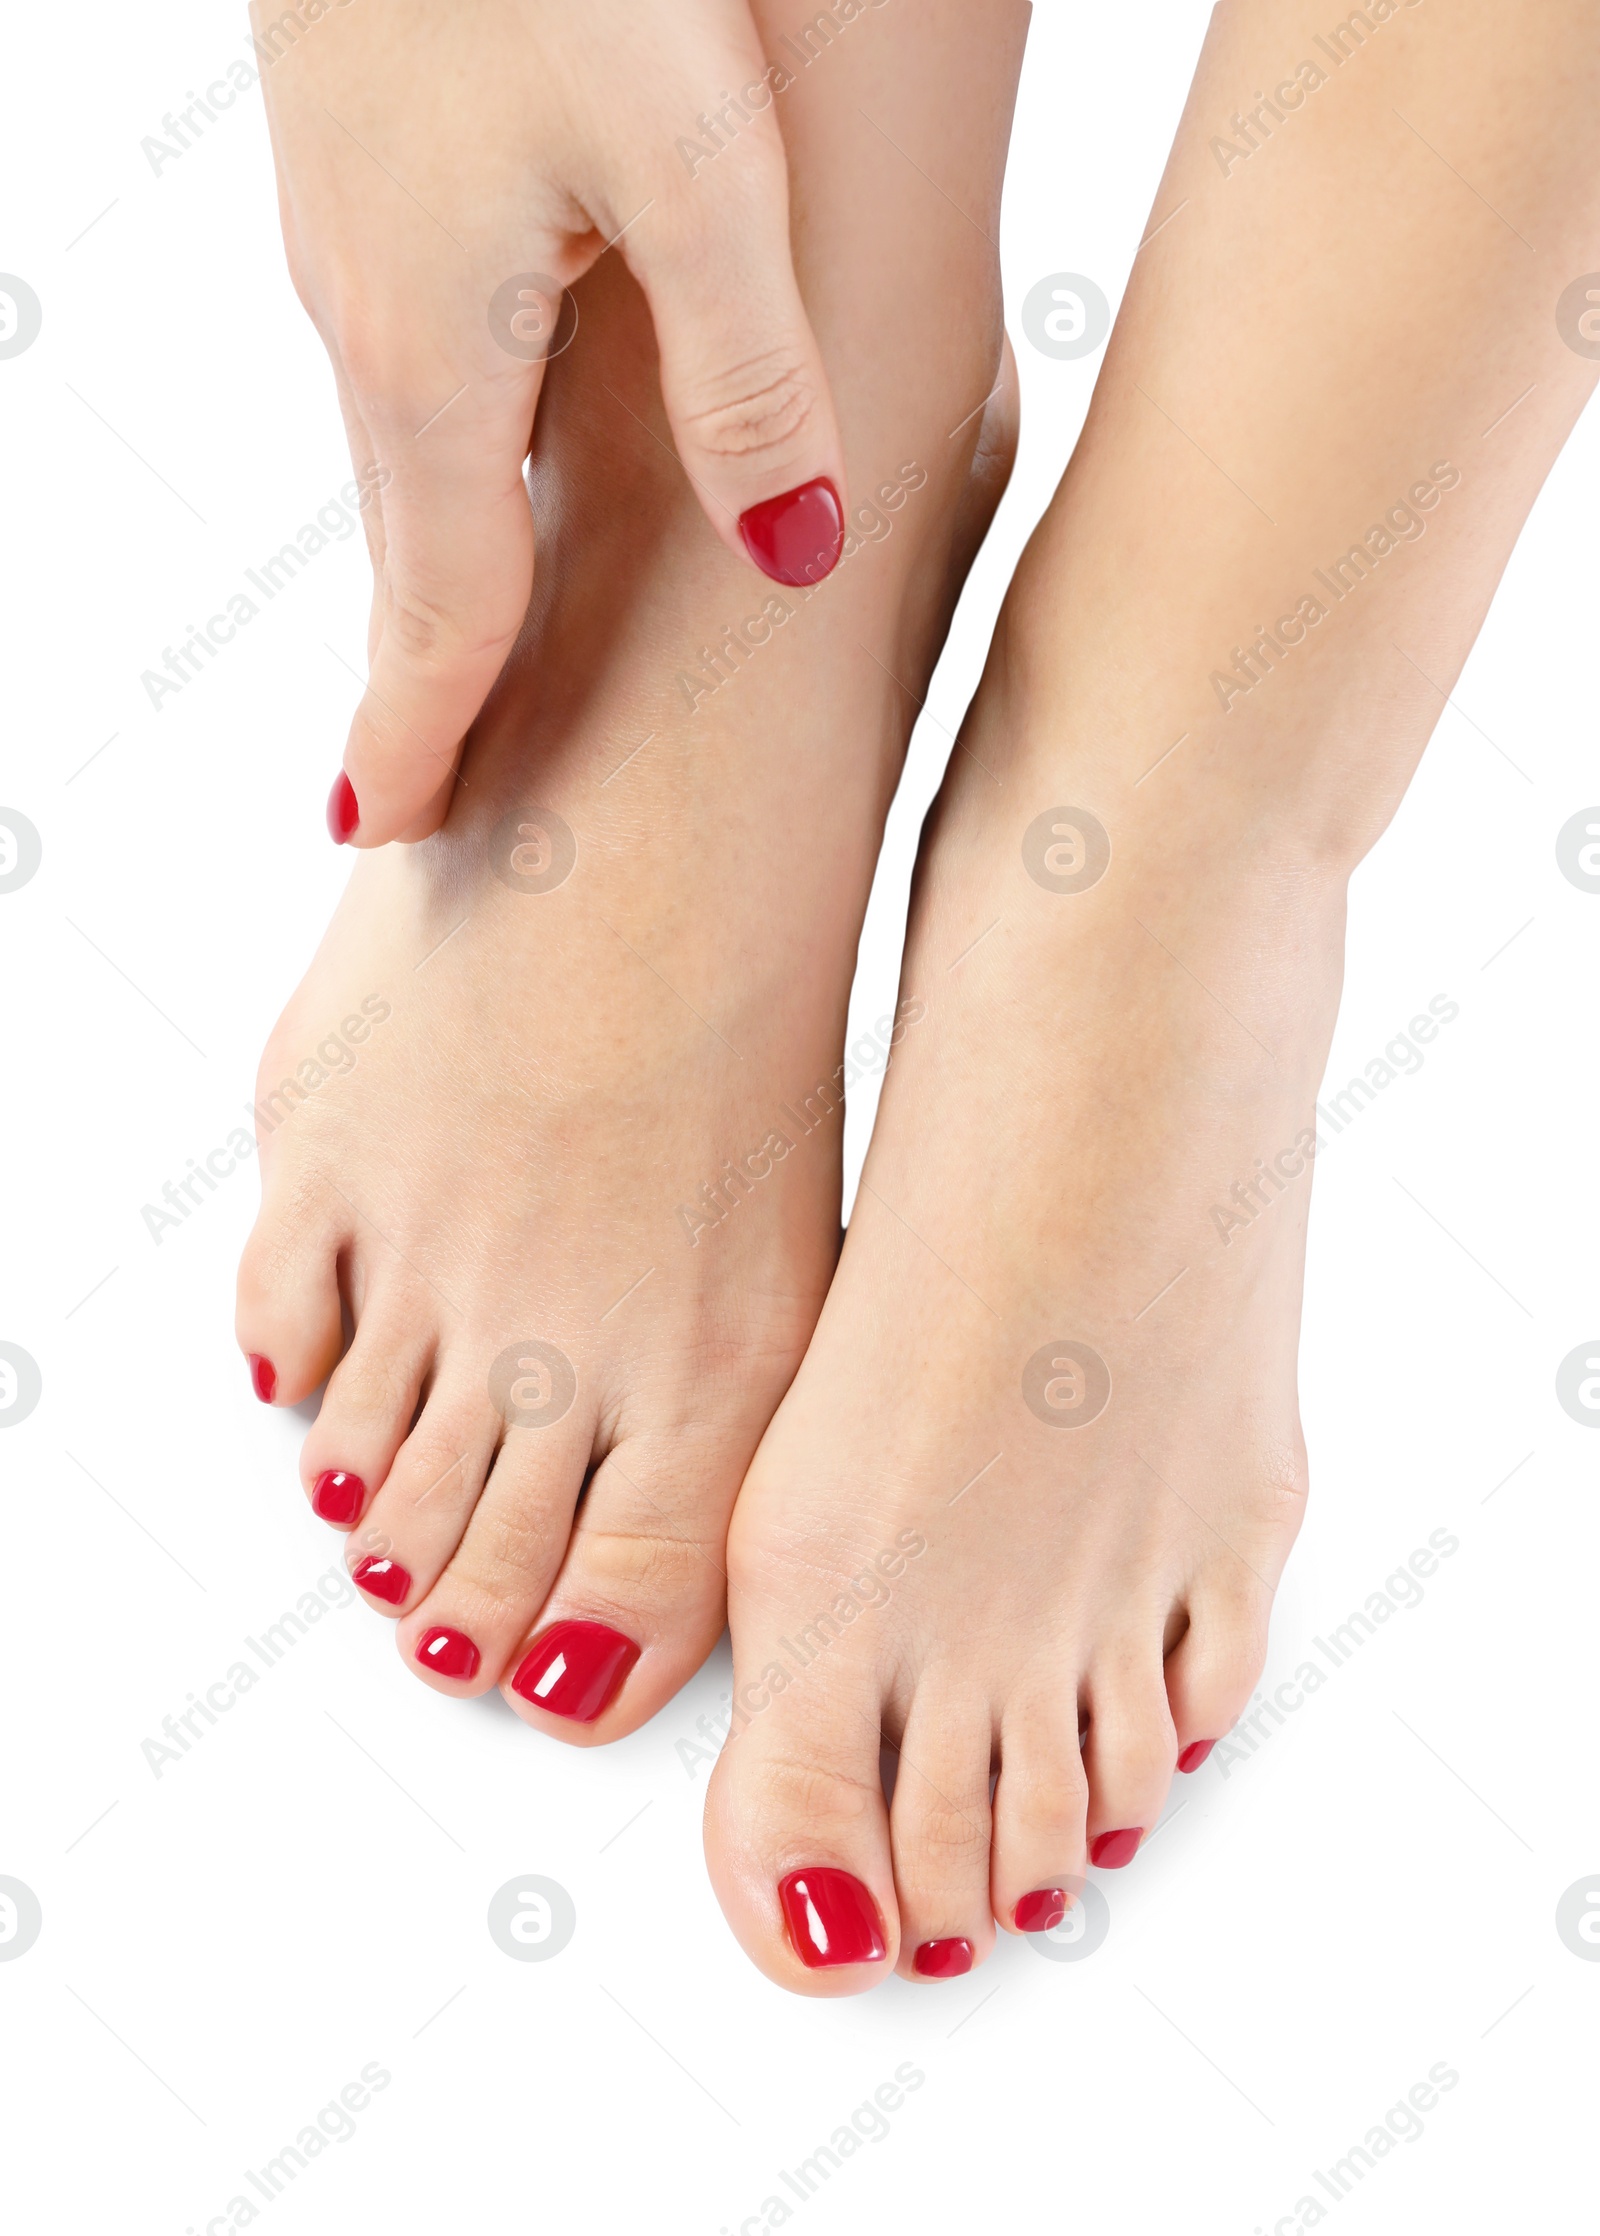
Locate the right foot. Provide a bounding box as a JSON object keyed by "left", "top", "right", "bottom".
{"left": 235, "top": 7, "right": 1025, "bottom": 1739}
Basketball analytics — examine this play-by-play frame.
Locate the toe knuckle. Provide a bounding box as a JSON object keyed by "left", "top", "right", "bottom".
{"left": 908, "top": 1800, "right": 990, "bottom": 1867}
{"left": 753, "top": 1751, "right": 880, "bottom": 1841}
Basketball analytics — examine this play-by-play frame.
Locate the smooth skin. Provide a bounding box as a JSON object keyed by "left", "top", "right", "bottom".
{"left": 237, "top": 0, "right": 1026, "bottom": 1743}
{"left": 252, "top": 0, "right": 851, "bottom": 845}
{"left": 704, "top": 0, "right": 1600, "bottom": 1991}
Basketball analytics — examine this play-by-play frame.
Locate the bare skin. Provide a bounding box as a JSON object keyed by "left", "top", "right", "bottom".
{"left": 705, "top": 0, "right": 1600, "bottom": 1990}
{"left": 253, "top": 0, "right": 849, "bottom": 845}
{"left": 236, "top": 0, "right": 1026, "bottom": 1734}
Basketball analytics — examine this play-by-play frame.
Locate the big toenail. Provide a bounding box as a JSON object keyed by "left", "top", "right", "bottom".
{"left": 1177, "top": 1740, "right": 1216, "bottom": 1773}
{"left": 1090, "top": 1827, "right": 1144, "bottom": 1868}
{"left": 415, "top": 1626, "right": 479, "bottom": 1681}
{"left": 913, "top": 1937, "right": 974, "bottom": 1979}
{"left": 325, "top": 770, "right": 359, "bottom": 844}
{"left": 1014, "top": 1888, "right": 1067, "bottom": 1933}
{"left": 311, "top": 1469, "right": 366, "bottom": 1526}
{"left": 352, "top": 1554, "right": 410, "bottom": 1606}
{"left": 737, "top": 478, "right": 845, "bottom": 587}
{"left": 778, "top": 1869, "right": 887, "bottom": 1968}
{"left": 248, "top": 1354, "right": 277, "bottom": 1403}
{"left": 510, "top": 1620, "right": 640, "bottom": 1723}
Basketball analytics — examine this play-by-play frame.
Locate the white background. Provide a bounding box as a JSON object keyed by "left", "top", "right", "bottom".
{"left": 2, "top": 2, "right": 1596, "bottom": 2229}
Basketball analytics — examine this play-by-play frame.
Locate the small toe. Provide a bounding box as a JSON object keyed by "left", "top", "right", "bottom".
{"left": 887, "top": 1687, "right": 996, "bottom": 1981}
{"left": 1081, "top": 1645, "right": 1179, "bottom": 1870}
{"left": 235, "top": 1199, "right": 346, "bottom": 1406}
{"left": 397, "top": 1414, "right": 592, "bottom": 1695}
{"left": 298, "top": 1299, "right": 435, "bottom": 1532}
{"left": 991, "top": 1687, "right": 1089, "bottom": 1935}
{"left": 1164, "top": 1579, "right": 1269, "bottom": 1770}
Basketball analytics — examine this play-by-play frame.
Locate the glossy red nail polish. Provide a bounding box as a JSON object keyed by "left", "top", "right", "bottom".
{"left": 1177, "top": 1739, "right": 1216, "bottom": 1774}
{"left": 311, "top": 1469, "right": 366, "bottom": 1526}
{"left": 326, "top": 770, "right": 359, "bottom": 844}
{"left": 248, "top": 1354, "right": 276, "bottom": 1404}
{"left": 510, "top": 1620, "right": 640, "bottom": 1723}
{"left": 415, "top": 1625, "right": 479, "bottom": 1681}
{"left": 738, "top": 476, "right": 844, "bottom": 587}
{"left": 913, "top": 1937, "right": 974, "bottom": 1979}
{"left": 778, "top": 1868, "right": 886, "bottom": 1968}
{"left": 352, "top": 1554, "right": 410, "bottom": 1606}
{"left": 1014, "top": 1888, "right": 1067, "bottom": 1933}
{"left": 1090, "top": 1827, "right": 1143, "bottom": 1869}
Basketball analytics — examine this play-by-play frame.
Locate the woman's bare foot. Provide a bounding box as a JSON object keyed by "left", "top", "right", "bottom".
{"left": 704, "top": 0, "right": 1600, "bottom": 1988}
{"left": 235, "top": 2, "right": 1025, "bottom": 1738}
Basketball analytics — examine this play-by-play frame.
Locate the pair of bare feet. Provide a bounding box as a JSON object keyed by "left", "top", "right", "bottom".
{"left": 235, "top": 0, "right": 1598, "bottom": 1992}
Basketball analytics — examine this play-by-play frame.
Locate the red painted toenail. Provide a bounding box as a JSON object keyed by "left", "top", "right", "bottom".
{"left": 311, "top": 1470, "right": 366, "bottom": 1526}
{"left": 1090, "top": 1827, "right": 1143, "bottom": 1869}
{"left": 1177, "top": 1740, "right": 1216, "bottom": 1774}
{"left": 415, "top": 1626, "right": 479, "bottom": 1681}
{"left": 248, "top": 1354, "right": 276, "bottom": 1403}
{"left": 352, "top": 1555, "right": 410, "bottom": 1606}
{"left": 778, "top": 1868, "right": 887, "bottom": 1968}
{"left": 1014, "top": 1888, "right": 1067, "bottom": 1933}
{"left": 326, "top": 770, "right": 359, "bottom": 844}
{"left": 510, "top": 1620, "right": 640, "bottom": 1723}
{"left": 737, "top": 477, "right": 844, "bottom": 587}
{"left": 913, "top": 1937, "right": 974, "bottom": 1979}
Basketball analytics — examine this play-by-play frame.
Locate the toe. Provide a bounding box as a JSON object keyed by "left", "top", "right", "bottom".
{"left": 236, "top": 1197, "right": 346, "bottom": 1407}
{"left": 1081, "top": 1643, "right": 1179, "bottom": 1870}
{"left": 888, "top": 1687, "right": 995, "bottom": 1982}
{"left": 297, "top": 1299, "right": 435, "bottom": 1533}
{"left": 705, "top": 1645, "right": 897, "bottom": 1997}
{"left": 397, "top": 1413, "right": 593, "bottom": 1695}
{"left": 991, "top": 1687, "right": 1088, "bottom": 1936}
{"left": 346, "top": 1372, "right": 501, "bottom": 1618}
{"left": 1164, "top": 1578, "right": 1269, "bottom": 1772}
{"left": 499, "top": 1432, "right": 737, "bottom": 1745}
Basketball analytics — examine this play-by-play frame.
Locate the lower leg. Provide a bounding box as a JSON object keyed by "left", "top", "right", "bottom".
{"left": 708, "top": 0, "right": 1599, "bottom": 1989}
